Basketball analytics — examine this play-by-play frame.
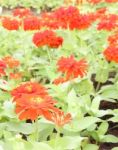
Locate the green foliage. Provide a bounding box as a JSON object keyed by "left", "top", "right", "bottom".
{"left": 0, "top": 1, "right": 118, "bottom": 149}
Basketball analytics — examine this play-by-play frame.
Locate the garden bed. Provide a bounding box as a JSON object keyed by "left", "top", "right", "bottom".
{"left": 0, "top": 0, "right": 118, "bottom": 150}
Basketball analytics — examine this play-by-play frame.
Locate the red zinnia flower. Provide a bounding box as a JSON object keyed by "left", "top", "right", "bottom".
{"left": 0, "top": 60, "right": 6, "bottom": 77}
{"left": 108, "top": 32, "right": 118, "bottom": 46}
{"left": 0, "top": 60, "right": 6, "bottom": 69}
{"left": 33, "top": 30, "right": 63, "bottom": 48}
{"left": 95, "top": 8, "right": 107, "bottom": 19}
{"left": 40, "top": 12, "right": 60, "bottom": 29}
{"left": 69, "top": 14, "right": 93, "bottom": 30}
{"left": 43, "top": 109, "right": 72, "bottom": 127}
{"left": 39, "top": 6, "right": 95, "bottom": 30}
{"left": 103, "top": 46, "right": 118, "bottom": 63}
{"left": 15, "top": 94, "right": 57, "bottom": 120}
{"left": 57, "top": 55, "right": 88, "bottom": 80}
{"left": 12, "top": 8, "right": 32, "bottom": 18}
{"left": 11, "top": 82, "right": 48, "bottom": 101}
{"left": 3, "top": 56, "right": 20, "bottom": 69}
{"left": 105, "top": 0, "right": 118, "bottom": 2}
{"left": 10, "top": 72, "right": 22, "bottom": 80}
{"left": 87, "top": 0, "right": 103, "bottom": 4}
{"left": 23, "top": 16, "right": 41, "bottom": 30}
{"left": 2, "top": 17, "right": 20, "bottom": 30}
{"left": 11, "top": 82, "right": 57, "bottom": 120}
{"left": 53, "top": 77, "right": 68, "bottom": 85}
{"left": 97, "top": 14, "right": 118, "bottom": 31}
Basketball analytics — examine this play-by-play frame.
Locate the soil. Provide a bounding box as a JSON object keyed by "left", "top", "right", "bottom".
{"left": 99, "top": 99, "right": 118, "bottom": 150}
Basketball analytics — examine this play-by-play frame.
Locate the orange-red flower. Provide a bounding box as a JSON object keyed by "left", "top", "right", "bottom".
{"left": 103, "top": 46, "right": 118, "bottom": 63}
{"left": 23, "top": 16, "right": 41, "bottom": 30}
{"left": 36, "top": 6, "right": 95, "bottom": 30}
{"left": 97, "top": 14, "right": 118, "bottom": 31}
{"left": 0, "top": 60, "right": 6, "bottom": 69}
{"left": 43, "top": 109, "right": 72, "bottom": 127}
{"left": 69, "top": 14, "right": 94, "bottom": 30}
{"left": 108, "top": 32, "right": 118, "bottom": 46}
{"left": 87, "top": 0, "right": 103, "bottom": 4}
{"left": 52, "top": 6, "right": 80, "bottom": 29}
{"left": 10, "top": 72, "right": 22, "bottom": 80}
{"left": 15, "top": 94, "right": 57, "bottom": 120}
{"left": 11, "top": 82, "right": 48, "bottom": 101}
{"left": 53, "top": 77, "right": 68, "bottom": 85}
{"left": 3, "top": 56, "right": 20, "bottom": 69}
{"left": 33, "top": 30, "right": 63, "bottom": 48}
{"left": 95, "top": 8, "right": 107, "bottom": 19}
{"left": 105, "top": 0, "right": 118, "bottom": 2}
{"left": 2, "top": 17, "right": 20, "bottom": 30}
{"left": 57, "top": 55, "right": 88, "bottom": 80}
{"left": 11, "top": 82, "right": 57, "bottom": 120}
{"left": 12, "top": 8, "right": 32, "bottom": 18}
{"left": 0, "top": 60, "right": 6, "bottom": 77}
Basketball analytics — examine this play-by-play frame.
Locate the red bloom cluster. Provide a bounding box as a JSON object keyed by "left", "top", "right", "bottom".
{"left": 3, "top": 56, "right": 20, "bottom": 69}
{"left": 10, "top": 72, "right": 22, "bottom": 80}
{"left": 23, "top": 16, "right": 41, "bottom": 30}
{"left": 33, "top": 30, "right": 63, "bottom": 48}
{"left": 105, "top": 0, "right": 118, "bottom": 2}
{"left": 97, "top": 14, "right": 118, "bottom": 31}
{"left": 39, "top": 6, "right": 94, "bottom": 30}
{"left": 95, "top": 8, "right": 107, "bottom": 19}
{"left": 54, "top": 55, "right": 88, "bottom": 84}
{"left": 0, "top": 56, "right": 22, "bottom": 80}
{"left": 12, "top": 8, "right": 32, "bottom": 18}
{"left": 39, "top": 13, "right": 60, "bottom": 29}
{"left": 0, "top": 60, "right": 6, "bottom": 77}
{"left": 108, "top": 32, "right": 118, "bottom": 46}
{"left": 87, "top": 0, "right": 118, "bottom": 3}
{"left": 87, "top": 0, "right": 102, "bottom": 4}
{"left": 2, "top": 17, "right": 20, "bottom": 30}
{"left": 103, "top": 46, "right": 118, "bottom": 63}
{"left": 103, "top": 32, "right": 118, "bottom": 63}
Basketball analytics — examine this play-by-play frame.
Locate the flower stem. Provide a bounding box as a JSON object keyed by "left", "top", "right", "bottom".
{"left": 54, "top": 127, "right": 60, "bottom": 150}
{"left": 46, "top": 47, "right": 51, "bottom": 62}
{"left": 96, "top": 82, "right": 101, "bottom": 92}
{"left": 34, "top": 119, "right": 39, "bottom": 142}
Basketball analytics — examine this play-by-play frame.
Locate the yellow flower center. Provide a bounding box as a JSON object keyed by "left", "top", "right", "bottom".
{"left": 26, "top": 85, "right": 32, "bottom": 92}
{"left": 30, "top": 96, "right": 43, "bottom": 104}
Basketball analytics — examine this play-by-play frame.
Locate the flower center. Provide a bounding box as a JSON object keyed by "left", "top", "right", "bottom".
{"left": 30, "top": 96, "right": 43, "bottom": 104}
{"left": 26, "top": 85, "right": 32, "bottom": 92}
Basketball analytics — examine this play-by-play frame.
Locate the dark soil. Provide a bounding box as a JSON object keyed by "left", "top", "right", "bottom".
{"left": 99, "top": 101, "right": 118, "bottom": 150}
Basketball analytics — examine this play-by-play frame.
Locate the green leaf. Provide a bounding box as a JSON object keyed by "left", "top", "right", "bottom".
{"left": 77, "top": 117, "right": 100, "bottom": 131}
{"left": 98, "top": 122, "right": 109, "bottom": 135}
{"left": 74, "top": 79, "right": 93, "bottom": 95}
{"left": 100, "top": 85, "right": 118, "bottom": 100}
{"left": 6, "top": 122, "right": 34, "bottom": 134}
{"left": 91, "top": 96, "right": 101, "bottom": 111}
{"left": 31, "top": 142, "right": 53, "bottom": 150}
{"left": 49, "top": 136, "right": 85, "bottom": 150}
{"left": 0, "top": 90, "right": 11, "bottom": 102}
{"left": 95, "top": 60, "right": 109, "bottom": 83}
{"left": 103, "top": 135, "right": 118, "bottom": 143}
{"left": 83, "top": 144, "right": 99, "bottom": 150}
{"left": 109, "top": 116, "right": 118, "bottom": 122}
{"left": 67, "top": 89, "right": 78, "bottom": 103}
{"left": 112, "top": 147, "right": 118, "bottom": 150}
